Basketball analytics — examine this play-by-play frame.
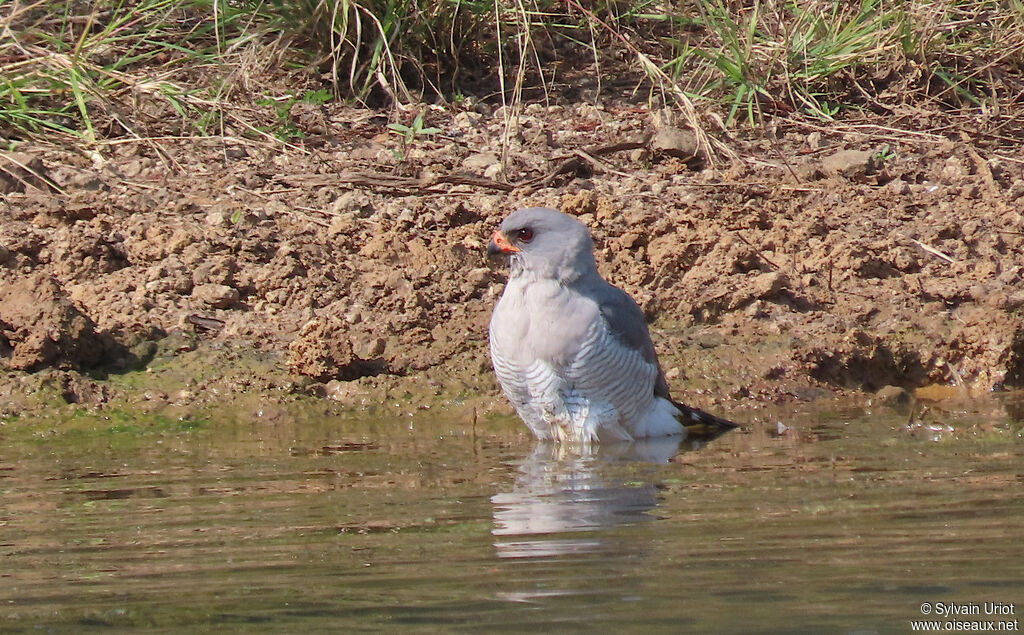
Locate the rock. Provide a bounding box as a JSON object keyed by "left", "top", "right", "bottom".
{"left": 752, "top": 271, "right": 789, "bottom": 299}
{"left": 619, "top": 232, "right": 644, "bottom": 249}
{"left": 651, "top": 127, "right": 697, "bottom": 156}
{"left": 323, "top": 379, "right": 372, "bottom": 406}
{"left": 452, "top": 111, "right": 483, "bottom": 130}
{"left": 192, "top": 258, "right": 237, "bottom": 287}
{"left": 59, "top": 371, "right": 111, "bottom": 404}
{"left": 483, "top": 163, "right": 504, "bottom": 179}
{"left": 462, "top": 152, "right": 500, "bottom": 171}
{"left": 874, "top": 385, "right": 912, "bottom": 407}
{"left": 353, "top": 336, "right": 386, "bottom": 359}
{"left": 328, "top": 211, "right": 357, "bottom": 236}
{"left": 331, "top": 190, "right": 374, "bottom": 216}
{"left": 651, "top": 127, "right": 701, "bottom": 166}
{"left": 193, "top": 283, "right": 239, "bottom": 308}
{"left": 819, "top": 149, "right": 877, "bottom": 178}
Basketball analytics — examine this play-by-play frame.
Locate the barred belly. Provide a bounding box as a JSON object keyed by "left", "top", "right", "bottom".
{"left": 490, "top": 310, "right": 659, "bottom": 440}
{"left": 563, "top": 320, "right": 657, "bottom": 428}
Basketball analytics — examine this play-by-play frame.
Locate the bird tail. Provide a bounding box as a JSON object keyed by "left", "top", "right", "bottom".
{"left": 672, "top": 401, "right": 739, "bottom": 441}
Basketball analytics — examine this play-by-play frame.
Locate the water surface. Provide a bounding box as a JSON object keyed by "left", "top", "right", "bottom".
{"left": 2, "top": 397, "right": 1022, "bottom": 632}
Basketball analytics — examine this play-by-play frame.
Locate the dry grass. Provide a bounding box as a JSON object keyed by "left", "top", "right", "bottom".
{"left": 660, "top": 0, "right": 1024, "bottom": 124}
{"left": 2, "top": 0, "right": 1024, "bottom": 159}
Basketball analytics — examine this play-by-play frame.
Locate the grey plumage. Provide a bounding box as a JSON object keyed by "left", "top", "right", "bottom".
{"left": 487, "top": 207, "right": 737, "bottom": 445}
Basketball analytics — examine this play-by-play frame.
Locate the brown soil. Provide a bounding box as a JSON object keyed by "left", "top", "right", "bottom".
{"left": 3, "top": 101, "right": 1024, "bottom": 422}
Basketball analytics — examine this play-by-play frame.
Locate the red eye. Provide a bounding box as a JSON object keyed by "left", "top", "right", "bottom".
{"left": 516, "top": 228, "right": 534, "bottom": 242}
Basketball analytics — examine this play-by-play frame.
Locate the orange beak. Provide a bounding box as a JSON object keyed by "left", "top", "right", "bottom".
{"left": 487, "top": 229, "right": 520, "bottom": 256}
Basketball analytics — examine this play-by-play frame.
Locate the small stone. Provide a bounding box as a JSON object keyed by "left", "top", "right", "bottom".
{"left": 462, "top": 152, "right": 500, "bottom": 170}
{"left": 466, "top": 267, "right": 491, "bottom": 289}
{"left": 323, "top": 379, "right": 371, "bottom": 405}
{"left": 620, "top": 232, "right": 644, "bottom": 249}
{"left": 752, "top": 271, "right": 788, "bottom": 299}
{"left": 331, "top": 190, "right": 374, "bottom": 216}
{"left": 651, "top": 127, "right": 699, "bottom": 161}
{"left": 887, "top": 178, "right": 911, "bottom": 195}
{"left": 206, "top": 211, "right": 228, "bottom": 227}
{"left": 193, "top": 283, "right": 239, "bottom": 308}
{"left": 344, "top": 309, "right": 364, "bottom": 325}
{"left": 396, "top": 208, "right": 416, "bottom": 226}
{"left": 353, "top": 337, "right": 386, "bottom": 359}
{"left": 820, "top": 149, "right": 877, "bottom": 178}
{"left": 483, "top": 163, "right": 504, "bottom": 180}
{"left": 874, "top": 385, "right": 911, "bottom": 407}
{"left": 452, "top": 111, "right": 483, "bottom": 129}
{"left": 328, "top": 212, "right": 357, "bottom": 236}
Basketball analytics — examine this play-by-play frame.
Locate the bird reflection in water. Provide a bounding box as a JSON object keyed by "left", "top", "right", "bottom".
{"left": 492, "top": 435, "right": 716, "bottom": 560}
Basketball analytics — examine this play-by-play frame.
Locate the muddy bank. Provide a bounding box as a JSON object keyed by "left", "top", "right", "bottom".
{"left": 3, "top": 102, "right": 1024, "bottom": 423}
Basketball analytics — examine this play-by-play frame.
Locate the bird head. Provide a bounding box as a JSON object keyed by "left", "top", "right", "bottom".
{"left": 487, "top": 208, "right": 597, "bottom": 283}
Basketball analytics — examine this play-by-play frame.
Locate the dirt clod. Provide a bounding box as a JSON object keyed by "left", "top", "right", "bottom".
{"left": 287, "top": 317, "right": 387, "bottom": 382}
{"left": 0, "top": 273, "right": 127, "bottom": 371}
{"left": 193, "top": 283, "right": 240, "bottom": 309}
